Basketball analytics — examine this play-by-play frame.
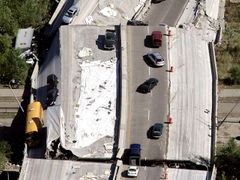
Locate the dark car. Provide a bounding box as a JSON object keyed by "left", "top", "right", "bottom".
{"left": 137, "top": 78, "right": 158, "bottom": 93}
{"left": 152, "top": 31, "right": 162, "bottom": 47}
{"left": 47, "top": 74, "right": 58, "bottom": 89}
{"left": 127, "top": 20, "right": 148, "bottom": 26}
{"left": 46, "top": 87, "right": 59, "bottom": 106}
{"left": 151, "top": 123, "right": 163, "bottom": 139}
{"left": 151, "top": 0, "right": 166, "bottom": 3}
{"left": 104, "top": 29, "right": 117, "bottom": 50}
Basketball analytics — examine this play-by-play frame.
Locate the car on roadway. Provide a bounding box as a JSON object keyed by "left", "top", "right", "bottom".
{"left": 47, "top": 74, "right": 58, "bottom": 89}
{"left": 62, "top": 6, "right": 79, "bottom": 24}
{"left": 127, "top": 20, "right": 148, "bottom": 26}
{"left": 103, "top": 29, "right": 117, "bottom": 50}
{"left": 127, "top": 166, "right": 139, "bottom": 177}
{"left": 151, "top": 0, "right": 166, "bottom": 3}
{"left": 137, "top": 78, "right": 158, "bottom": 93}
{"left": 151, "top": 123, "right": 163, "bottom": 139}
{"left": 46, "top": 87, "right": 59, "bottom": 106}
{"left": 147, "top": 52, "right": 165, "bottom": 66}
{"left": 152, "top": 31, "right": 162, "bottom": 47}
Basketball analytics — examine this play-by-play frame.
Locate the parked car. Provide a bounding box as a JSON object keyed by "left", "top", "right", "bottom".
{"left": 47, "top": 74, "right": 58, "bottom": 89}
{"left": 152, "top": 31, "right": 162, "bottom": 47}
{"left": 127, "top": 20, "right": 148, "bottom": 26}
{"left": 147, "top": 52, "right": 165, "bottom": 66}
{"left": 103, "top": 29, "right": 117, "bottom": 50}
{"left": 151, "top": 123, "right": 163, "bottom": 139}
{"left": 46, "top": 87, "right": 59, "bottom": 106}
{"left": 137, "top": 78, "right": 158, "bottom": 93}
{"left": 62, "top": 6, "right": 79, "bottom": 24}
{"left": 151, "top": 0, "right": 166, "bottom": 3}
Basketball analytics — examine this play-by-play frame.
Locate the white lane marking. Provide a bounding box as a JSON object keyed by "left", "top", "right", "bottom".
{"left": 148, "top": 67, "right": 151, "bottom": 76}
{"left": 148, "top": 110, "right": 150, "bottom": 121}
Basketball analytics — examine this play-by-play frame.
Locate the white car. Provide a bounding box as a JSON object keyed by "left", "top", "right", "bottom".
{"left": 147, "top": 52, "right": 165, "bottom": 67}
{"left": 62, "top": 6, "right": 79, "bottom": 24}
{"left": 127, "top": 166, "right": 139, "bottom": 177}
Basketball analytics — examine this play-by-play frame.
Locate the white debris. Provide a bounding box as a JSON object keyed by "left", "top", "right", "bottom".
{"left": 99, "top": 6, "right": 117, "bottom": 17}
{"left": 73, "top": 59, "right": 116, "bottom": 148}
{"left": 78, "top": 47, "right": 93, "bottom": 58}
{"left": 104, "top": 142, "right": 113, "bottom": 151}
{"left": 85, "top": 16, "right": 94, "bottom": 24}
{"left": 139, "top": 0, "right": 147, "bottom": 4}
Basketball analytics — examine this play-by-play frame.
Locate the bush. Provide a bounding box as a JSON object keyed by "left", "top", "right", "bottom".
{"left": 216, "top": 138, "right": 240, "bottom": 179}
{"left": 0, "top": 141, "right": 11, "bottom": 171}
{"left": 216, "top": 0, "right": 240, "bottom": 85}
{"left": 229, "top": 65, "right": 240, "bottom": 84}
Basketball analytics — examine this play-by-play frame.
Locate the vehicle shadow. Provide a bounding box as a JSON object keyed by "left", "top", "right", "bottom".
{"left": 144, "top": 35, "right": 153, "bottom": 48}
{"left": 143, "top": 55, "right": 158, "bottom": 68}
{"left": 96, "top": 35, "right": 106, "bottom": 50}
{"left": 151, "top": 0, "right": 166, "bottom": 4}
{"left": 121, "top": 170, "right": 129, "bottom": 178}
{"left": 147, "top": 126, "right": 153, "bottom": 139}
{"left": 121, "top": 148, "right": 130, "bottom": 165}
{"left": 136, "top": 83, "right": 148, "bottom": 94}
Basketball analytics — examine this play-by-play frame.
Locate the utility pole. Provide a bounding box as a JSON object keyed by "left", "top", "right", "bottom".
{"left": 9, "top": 79, "right": 24, "bottom": 113}
{"left": 217, "top": 101, "right": 239, "bottom": 130}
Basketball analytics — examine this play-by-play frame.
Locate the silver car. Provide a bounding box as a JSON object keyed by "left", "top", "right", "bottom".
{"left": 147, "top": 52, "right": 165, "bottom": 66}
{"left": 62, "top": 6, "right": 79, "bottom": 24}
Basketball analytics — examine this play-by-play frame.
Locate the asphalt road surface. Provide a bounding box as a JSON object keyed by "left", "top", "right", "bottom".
{"left": 126, "top": 25, "right": 169, "bottom": 161}
{"left": 144, "top": 0, "right": 188, "bottom": 26}
{"left": 123, "top": 1, "right": 189, "bottom": 179}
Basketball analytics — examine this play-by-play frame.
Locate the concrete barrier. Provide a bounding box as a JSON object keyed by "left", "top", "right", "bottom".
{"left": 208, "top": 42, "right": 218, "bottom": 167}
{"left": 112, "top": 160, "right": 122, "bottom": 180}
{"left": 48, "top": 0, "right": 67, "bottom": 25}
{"left": 131, "top": 0, "right": 151, "bottom": 20}
{"left": 118, "top": 25, "right": 128, "bottom": 150}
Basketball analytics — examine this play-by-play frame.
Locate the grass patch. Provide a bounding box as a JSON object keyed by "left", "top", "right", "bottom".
{"left": 216, "top": 0, "right": 240, "bottom": 85}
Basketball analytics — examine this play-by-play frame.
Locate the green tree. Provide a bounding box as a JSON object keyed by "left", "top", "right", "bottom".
{"left": 0, "top": 0, "right": 55, "bottom": 84}
{"left": 1, "top": 49, "right": 28, "bottom": 83}
{"left": 216, "top": 138, "right": 240, "bottom": 179}
{"left": 12, "top": 0, "right": 50, "bottom": 28}
{"left": 229, "top": 65, "right": 240, "bottom": 84}
{"left": 0, "top": 1, "right": 18, "bottom": 36}
{"left": 0, "top": 34, "right": 12, "bottom": 66}
{"left": 0, "top": 141, "right": 11, "bottom": 171}
{"left": 0, "top": 34, "right": 28, "bottom": 82}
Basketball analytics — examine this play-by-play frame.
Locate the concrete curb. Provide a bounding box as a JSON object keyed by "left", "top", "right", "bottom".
{"left": 131, "top": 0, "right": 151, "bottom": 20}
{"left": 118, "top": 25, "right": 128, "bottom": 150}
{"left": 113, "top": 160, "right": 122, "bottom": 180}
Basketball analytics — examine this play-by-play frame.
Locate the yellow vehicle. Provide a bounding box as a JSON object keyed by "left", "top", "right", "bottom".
{"left": 25, "top": 101, "right": 44, "bottom": 147}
